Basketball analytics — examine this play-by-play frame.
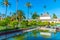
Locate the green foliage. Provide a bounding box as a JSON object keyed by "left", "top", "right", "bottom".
{"left": 0, "top": 17, "right": 11, "bottom": 30}
{"left": 20, "top": 20, "right": 28, "bottom": 28}
{"left": 26, "top": 2, "right": 31, "bottom": 8}
{"left": 53, "top": 13, "right": 57, "bottom": 19}
{"left": 50, "top": 22, "right": 55, "bottom": 26}
{"left": 20, "top": 20, "right": 37, "bottom": 28}
{"left": 37, "top": 21, "right": 43, "bottom": 26}
{"left": 9, "top": 20, "right": 18, "bottom": 28}
{"left": 2, "top": 0, "right": 10, "bottom": 6}
{"left": 37, "top": 21, "right": 49, "bottom": 26}
{"left": 30, "top": 20, "right": 37, "bottom": 25}
{"left": 21, "top": 20, "right": 27, "bottom": 26}
{"left": 32, "top": 12, "right": 39, "bottom": 19}
{"left": 0, "top": 26, "right": 6, "bottom": 30}
{"left": 54, "top": 0, "right": 56, "bottom": 2}
{"left": 17, "top": 10, "right": 26, "bottom": 21}
{"left": 43, "top": 21, "right": 49, "bottom": 26}
{"left": 0, "top": 18, "right": 10, "bottom": 26}
{"left": 0, "top": 20, "right": 5, "bottom": 26}
{"left": 4, "top": 17, "right": 10, "bottom": 24}
{"left": 28, "top": 21, "right": 32, "bottom": 26}
{"left": 47, "top": 12, "right": 49, "bottom": 15}
{"left": 43, "top": 5, "right": 46, "bottom": 9}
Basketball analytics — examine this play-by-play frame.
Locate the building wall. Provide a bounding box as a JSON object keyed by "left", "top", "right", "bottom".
{"left": 40, "top": 17, "right": 51, "bottom": 20}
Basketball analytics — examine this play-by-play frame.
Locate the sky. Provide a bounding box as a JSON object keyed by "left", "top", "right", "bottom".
{"left": 0, "top": 0, "right": 60, "bottom": 18}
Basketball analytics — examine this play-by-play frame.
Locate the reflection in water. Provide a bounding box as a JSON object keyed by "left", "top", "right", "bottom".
{"left": 6, "top": 30, "right": 60, "bottom": 40}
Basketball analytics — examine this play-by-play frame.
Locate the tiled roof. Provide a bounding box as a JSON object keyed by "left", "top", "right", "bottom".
{"left": 41, "top": 13, "right": 50, "bottom": 17}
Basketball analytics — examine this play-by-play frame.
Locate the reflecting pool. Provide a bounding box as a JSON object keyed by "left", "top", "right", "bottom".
{"left": 6, "top": 30, "right": 60, "bottom": 40}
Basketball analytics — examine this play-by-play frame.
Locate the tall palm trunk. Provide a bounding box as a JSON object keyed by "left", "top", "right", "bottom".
{"left": 26, "top": 2, "right": 31, "bottom": 27}
{"left": 5, "top": 6, "right": 8, "bottom": 30}
{"left": 16, "top": 0, "right": 19, "bottom": 28}
{"left": 43, "top": 5, "right": 46, "bottom": 13}
{"left": 5, "top": 5, "right": 8, "bottom": 39}
{"left": 5, "top": 6, "right": 7, "bottom": 18}
{"left": 26, "top": 2, "right": 31, "bottom": 20}
{"left": 28, "top": 7, "right": 29, "bottom": 20}
{"left": 16, "top": 0, "right": 18, "bottom": 20}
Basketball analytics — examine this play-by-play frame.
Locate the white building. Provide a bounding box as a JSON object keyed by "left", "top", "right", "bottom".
{"left": 53, "top": 19, "right": 60, "bottom": 23}
{"left": 39, "top": 13, "right": 60, "bottom": 23}
{"left": 40, "top": 13, "right": 51, "bottom": 22}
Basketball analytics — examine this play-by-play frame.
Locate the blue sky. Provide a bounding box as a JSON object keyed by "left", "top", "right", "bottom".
{"left": 0, "top": 0, "right": 60, "bottom": 18}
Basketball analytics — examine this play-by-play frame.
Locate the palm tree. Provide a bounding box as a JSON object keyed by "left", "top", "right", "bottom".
{"left": 26, "top": 2, "right": 31, "bottom": 20}
{"left": 1, "top": 0, "right": 10, "bottom": 18}
{"left": 41, "top": 13, "right": 43, "bottom": 16}
{"left": 0, "top": 13, "right": 1, "bottom": 17}
{"left": 17, "top": 10, "right": 26, "bottom": 27}
{"left": 17, "top": 10, "right": 26, "bottom": 21}
{"left": 10, "top": 12, "right": 12, "bottom": 16}
{"left": 32, "top": 12, "right": 39, "bottom": 19}
{"left": 0, "top": 13, "right": 2, "bottom": 20}
{"left": 16, "top": 0, "right": 19, "bottom": 20}
{"left": 11, "top": 13, "right": 16, "bottom": 21}
{"left": 43, "top": 5, "right": 46, "bottom": 13}
{"left": 1, "top": 0, "right": 11, "bottom": 38}
{"left": 53, "top": 13, "right": 57, "bottom": 19}
{"left": 54, "top": 0, "right": 56, "bottom": 2}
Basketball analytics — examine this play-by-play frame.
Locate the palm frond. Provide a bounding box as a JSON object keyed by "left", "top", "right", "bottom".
{"left": 43, "top": 5, "right": 46, "bottom": 9}
{"left": 54, "top": 0, "right": 56, "bottom": 2}
{"left": 26, "top": 2, "right": 31, "bottom": 8}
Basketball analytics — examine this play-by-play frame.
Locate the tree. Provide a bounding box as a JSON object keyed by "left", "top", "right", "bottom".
{"left": 0, "top": 17, "right": 10, "bottom": 26}
{"left": 26, "top": 2, "right": 31, "bottom": 19}
{"left": 37, "top": 21, "right": 43, "bottom": 26}
{"left": 4, "top": 17, "right": 10, "bottom": 25}
{"left": 47, "top": 12, "right": 49, "bottom": 15}
{"left": 9, "top": 20, "right": 18, "bottom": 29}
{"left": 1, "top": 0, "right": 10, "bottom": 18}
{"left": 17, "top": 10, "right": 26, "bottom": 21}
{"left": 0, "top": 13, "right": 1, "bottom": 17}
{"left": 11, "top": 13, "right": 16, "bottom": 21}
{"left": 17, "top": 10, "right": 26, "bottom": 27}
{"left": 32, "top": 12, "right": 39, "bottom": 19}
{"left": 20, "top": 20, "right": 28, "bottom": 28}
{"left": 41, "top": 13, "right": 43, "bottom": 16}
{"left": 50, "top": 22, "right": 55, "bottom": 26}
{"left": 53, "top": 13, "right": 57, "bottom": 19}
{"left": 54, "top": 0, "right": 56, "bottom": 2}
{"left": 16, "top": 0, "right": 19, "bottom": 20}
{"left": 43, "top": 5, "right": 46, "bottom": 13}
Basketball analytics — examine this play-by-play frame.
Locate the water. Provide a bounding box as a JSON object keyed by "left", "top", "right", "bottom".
{"left": 6, "top": 30, "right": 60, "bottom": 40}
{"left": 0, "top": 31, "right": 23, "bottom": 40}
